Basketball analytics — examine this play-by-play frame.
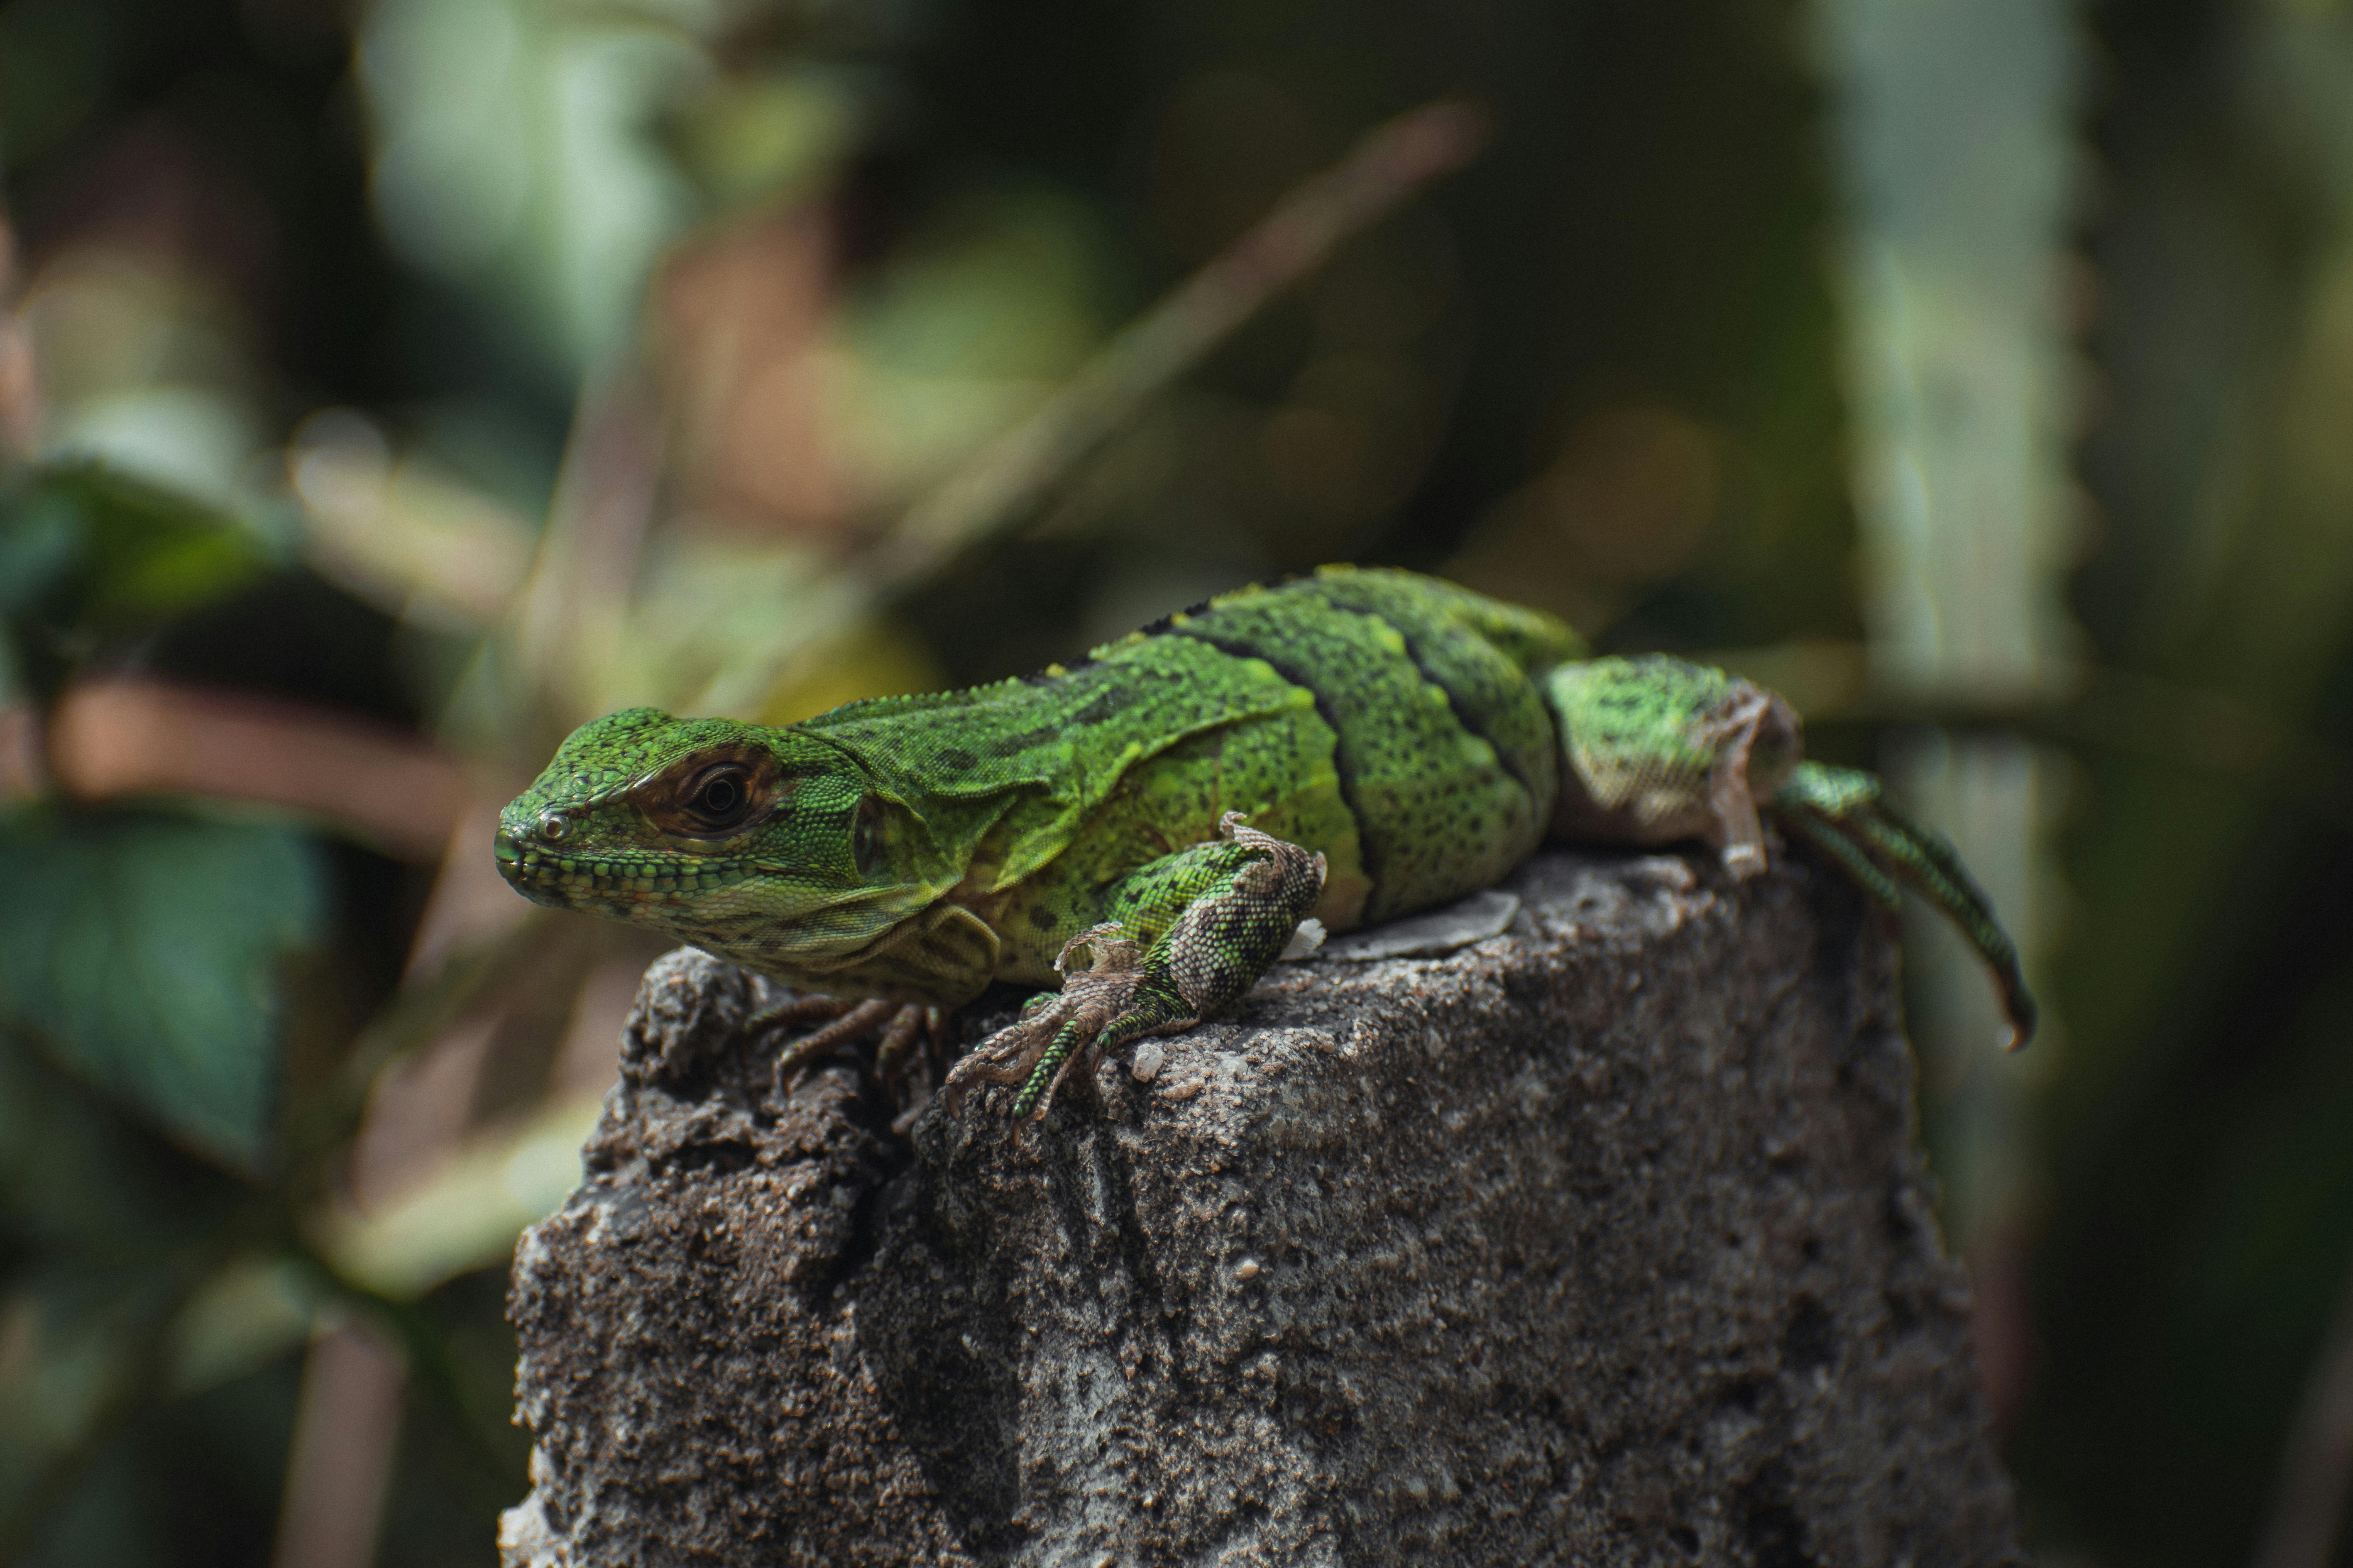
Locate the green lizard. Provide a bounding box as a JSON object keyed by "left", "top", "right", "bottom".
{"left": 495, "top": 566, "right": 2033, "bottom": 1121}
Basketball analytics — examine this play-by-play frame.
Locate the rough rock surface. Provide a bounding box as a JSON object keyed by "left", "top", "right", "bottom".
{"left": 500, "top": 847, "right": 2023, "bottom": 1566}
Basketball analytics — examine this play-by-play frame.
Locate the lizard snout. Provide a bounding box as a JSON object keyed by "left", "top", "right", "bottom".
{"left": 493, "top": 822, "right": 567, "bottom": 904}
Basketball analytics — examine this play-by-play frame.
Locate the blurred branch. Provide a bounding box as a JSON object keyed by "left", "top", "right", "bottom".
{"left": 1713, "top": 640, "right": 2353, "bottom": 814}
{"left": 0, "top": 217, "right": 37, "bottom": 466}
{"left": 264, "top": 902, "right": 562, "bottom": 1568}
{"left": 280, "top": 907, "right": 559, "bottom": 1189}
{"left": 690, "top": 96, "right": 1495, "bottom": 716}
{"left": 288, "top": 1231, "right": 523, "bottom": 1465}
{"left": 267, "top": 1324, "right": 402, "bottom": 1568}
{"left": 48, "top": 679, "right": 467, "bottom": 862}
{"left": 511, "top": 369, "right": 665, "bottom": 731}
{"left": 260, "top": 1241, "right": 527, "bottom": 1568}
{"left": 314, "top": 1089, "right": 607, "bottom": 1299}
{"left": 870, "top": 98, "right": 1492, "bottom": 581}
{"left": 288, "top": 425, "right": 538, "bottom": 632}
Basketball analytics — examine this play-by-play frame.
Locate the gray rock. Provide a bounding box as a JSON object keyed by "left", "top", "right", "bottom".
{"left": 501, "top": 848, "right": 2023, "bottom": 1567}
{"left": 1311, "top": 888, "right": 1521, "bottom": 960}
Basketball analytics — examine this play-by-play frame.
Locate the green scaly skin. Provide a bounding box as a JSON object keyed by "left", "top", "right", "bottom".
{"left": 496, "top": 566, "right": 2036, "bottom": 1120}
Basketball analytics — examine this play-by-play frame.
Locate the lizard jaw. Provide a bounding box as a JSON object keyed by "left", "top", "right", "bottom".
{"left": 492, "top": 826, "right": 755, "bottom": 907}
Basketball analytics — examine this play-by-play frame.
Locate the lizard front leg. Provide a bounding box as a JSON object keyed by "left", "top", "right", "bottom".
{"left": 756, "top": 995, "right": 952, "bottom": 1106}
{"left": 943, "top": 813, "right": 1327, "bottom": 1122}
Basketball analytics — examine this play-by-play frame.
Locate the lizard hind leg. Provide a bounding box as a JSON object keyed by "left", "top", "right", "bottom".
{"left": 1773, "top": 762, "right": 2038, "bottom": 1051}
{"left": 1542, "top": 657, "right": 1802, "bottom": 880}
{"left": 1703, "top": 683, "right": 1798, "bottom": 879}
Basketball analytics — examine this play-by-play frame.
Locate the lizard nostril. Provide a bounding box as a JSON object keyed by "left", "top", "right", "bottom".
{"left": 538, "top": 813, "right": 570, "bottom": 843}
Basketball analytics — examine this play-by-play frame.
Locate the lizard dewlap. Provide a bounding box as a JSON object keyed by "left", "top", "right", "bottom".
{"left": 497, "top": 566, "right": 2034, "bottom": 1119}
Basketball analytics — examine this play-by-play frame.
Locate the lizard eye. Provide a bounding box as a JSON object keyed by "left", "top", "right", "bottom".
{"left": 680, "top": 764, "right": 758, "bottom": 833}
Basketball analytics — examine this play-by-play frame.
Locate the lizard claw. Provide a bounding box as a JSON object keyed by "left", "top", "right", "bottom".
{"left": 940, "top": 921, "right": 1185, "bottom": 1121}
{"left": 942, "top": 813, "right": 1326, "bottom": 1125}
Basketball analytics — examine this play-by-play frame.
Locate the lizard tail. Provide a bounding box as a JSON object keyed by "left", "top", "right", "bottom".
{"left": 1773, "top": 762, "right": 2039, "bottom": 1052}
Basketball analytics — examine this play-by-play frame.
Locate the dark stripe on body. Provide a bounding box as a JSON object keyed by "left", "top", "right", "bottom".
{"left": 1132, "top": 595, "right": 1219, "bottom": 640}
{"left": 1130, "top": 569, "right": 1316, "bottom": 642}
{"left": 1317, "top": 586, "right": 1540, "bottom": 806}
{"left": 1164, "top": 626, "right": 1384, "bottom": 906}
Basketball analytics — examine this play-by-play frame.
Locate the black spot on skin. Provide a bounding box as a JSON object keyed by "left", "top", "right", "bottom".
{"left": 936, "top": 747, "right": 979, "bottom": 773}
{"left": 1028, "top": 904, "right": 1058, "bottom": 930}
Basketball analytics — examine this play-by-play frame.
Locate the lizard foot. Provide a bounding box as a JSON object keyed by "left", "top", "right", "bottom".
{"left": 1772, "top": 762, "right": 2037, "bottom": 1050}
{"left": 943, "top": 812, "right": 1327, "bottom": 1123}
{"left": 754, "top": 993, "right": 954, "bottom": 1104}
{"left": 1543, "top": 657, "right": 1802, "bottom": 881}
{"left": 941, "top": 924, "right": 1196, "bottom": 1122}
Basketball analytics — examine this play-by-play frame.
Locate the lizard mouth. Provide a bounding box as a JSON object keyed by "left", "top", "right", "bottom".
{"left": 493, "top": 827, "right": 751, "bottom": 904}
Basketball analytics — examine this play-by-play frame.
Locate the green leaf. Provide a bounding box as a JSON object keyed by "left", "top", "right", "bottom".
{"left": 0, "top": 806, "right": 324, "bottom": 1171}
{"left": 0, "top": 462, "right": 270, "bottom": 703}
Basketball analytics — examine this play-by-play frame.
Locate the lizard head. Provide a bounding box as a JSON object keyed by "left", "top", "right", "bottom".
{"left": 494, "top": 707, "right": 940, "bottom": 975}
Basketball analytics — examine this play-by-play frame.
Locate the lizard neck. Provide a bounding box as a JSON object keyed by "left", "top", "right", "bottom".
{"left": 738, "top": 896, "right": 1003, "bottom": 1006}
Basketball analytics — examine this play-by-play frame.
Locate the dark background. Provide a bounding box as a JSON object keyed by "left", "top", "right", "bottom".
{"left": 4, "top": 0, "right": 2353, "bottom": 1564}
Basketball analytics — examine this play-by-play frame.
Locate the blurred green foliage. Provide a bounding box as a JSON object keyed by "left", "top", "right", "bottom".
{"left": 0, "top": 466, "right": 269, "bottom": 702}
{"left": 0, "top": 806, "right": 322, "bottom": 1167}
{"left": 0, "top": 466, "right": 316, "bottom": 1172}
